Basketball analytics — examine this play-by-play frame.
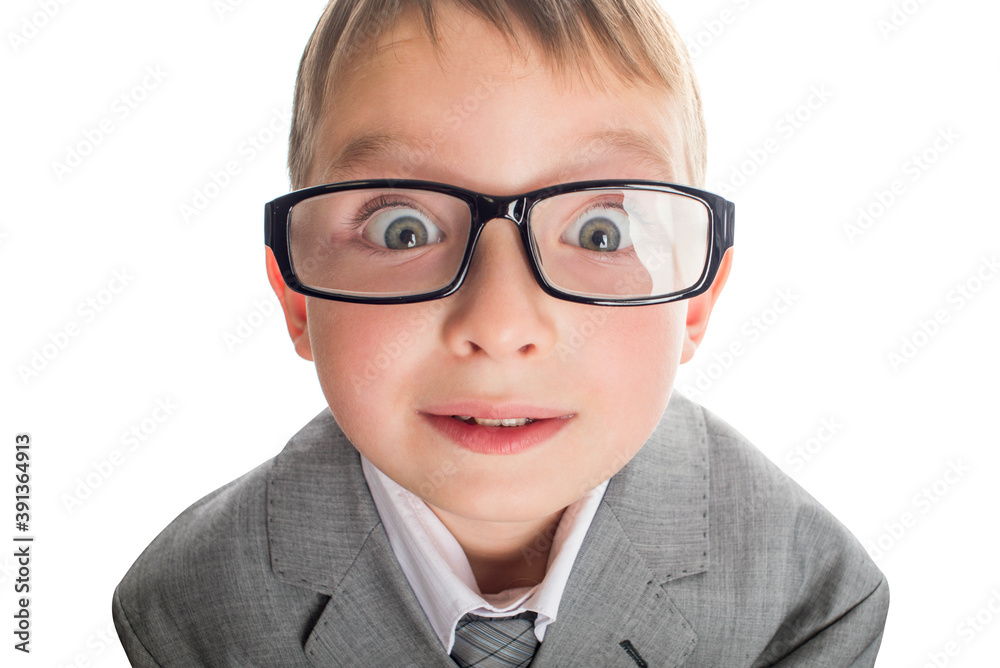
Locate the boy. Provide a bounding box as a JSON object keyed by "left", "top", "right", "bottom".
{"left": 113, "top": 0, "right": 889, "bottom": 665}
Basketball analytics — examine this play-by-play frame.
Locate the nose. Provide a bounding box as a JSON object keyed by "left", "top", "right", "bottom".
{"left": 440, "top": 217, "right": 559, "bottom": 360}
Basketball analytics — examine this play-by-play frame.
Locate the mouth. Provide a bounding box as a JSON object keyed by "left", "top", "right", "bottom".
{"left": 419, "top": 401, "right": 575, "bottom": 454}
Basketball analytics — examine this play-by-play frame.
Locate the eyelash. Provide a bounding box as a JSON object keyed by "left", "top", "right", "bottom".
{"left": 579, "top": 197, "right": 626, "bottom": 217}
{"left": 350, "top": 194, "right": 417, "bottom": 229}
{"left": 580, "top": 197, "right": 652, "bottom": 224}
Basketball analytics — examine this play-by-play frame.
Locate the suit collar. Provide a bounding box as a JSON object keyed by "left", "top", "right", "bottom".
{"left": 266, "top": 409, "right": 383, "bottom": 594}
{"left": 603, "top": 391, "right": 710, "bottom": 583}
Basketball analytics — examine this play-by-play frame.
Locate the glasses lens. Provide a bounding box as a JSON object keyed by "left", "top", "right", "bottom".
{"left": 288, "top": 188, "right": 472, "bottom": 297}
{"left": 527, "top": 188, "right": 711, "bottom": 300}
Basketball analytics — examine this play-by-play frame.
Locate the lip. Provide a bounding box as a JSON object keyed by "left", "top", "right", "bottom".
{"left": 419, "top": 400, "right": 574, "bottom": 421}
{"left": 418, "top": 400, "right": 575, "bottom": 455}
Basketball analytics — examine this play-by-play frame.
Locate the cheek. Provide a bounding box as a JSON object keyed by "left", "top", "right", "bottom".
{"left": 575, "top": 302, "right": 687, "bottom": 426}
{"left": 306, "top": 301, "right": 442, "bottom": 425}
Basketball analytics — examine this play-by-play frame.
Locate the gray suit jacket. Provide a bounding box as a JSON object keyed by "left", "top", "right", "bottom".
{"left": 113, "top": 393, "right": 888, "bottom": 667}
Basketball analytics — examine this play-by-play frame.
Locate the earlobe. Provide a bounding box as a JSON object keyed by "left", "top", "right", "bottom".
{"left": 265, "top": 248, "right": 314, "bottom": 361}
{"left": 680, "top": 248, "right": 734, "bottom": 364}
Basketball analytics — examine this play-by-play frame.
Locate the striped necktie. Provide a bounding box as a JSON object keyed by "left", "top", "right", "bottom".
{"left": 450, "top": 611, "right": 540, "bottom": 667}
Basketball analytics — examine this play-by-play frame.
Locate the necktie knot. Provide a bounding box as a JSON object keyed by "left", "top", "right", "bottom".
{"left": 451, "top": 611, "right": 540, "bottom": 668}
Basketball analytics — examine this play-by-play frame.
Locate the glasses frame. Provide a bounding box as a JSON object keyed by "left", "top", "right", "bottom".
{"left": 265, "top": 179, "right": 735, "bottom": 306}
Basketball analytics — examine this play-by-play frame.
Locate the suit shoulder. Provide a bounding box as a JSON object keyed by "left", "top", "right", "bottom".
{"left": 689, "top": 398, "right": 887, "bottom": 600}
{"left": 696, "top": 401, "right": 852, "bottom": 531}
{"left": 661, "top": 397, "right": 890, "bottom": 663}
{"left": 115, "top": 457, "right": 275, "bottom": 608}
{"left": 113, "top": 440, "right": 331, "bottom": 664}
{"left": 116, "top": 408, "right": 341, "bottom": 598}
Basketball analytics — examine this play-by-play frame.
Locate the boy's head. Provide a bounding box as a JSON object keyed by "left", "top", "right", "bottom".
{"left": 267, "top": 0, "right": 732, "bottom": 528}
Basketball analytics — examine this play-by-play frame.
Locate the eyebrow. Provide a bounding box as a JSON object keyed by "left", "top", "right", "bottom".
{"left": 561, "top": 128, "right": 677, "bottom": 182}
{"left": 321, "top": 127, "right": 676, "bottom": 185}
{"left": 322, "top": 132, "right": 420, "bottom": 183}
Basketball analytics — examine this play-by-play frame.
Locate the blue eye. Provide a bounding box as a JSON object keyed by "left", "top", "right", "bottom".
{"left": 359, "top": 201, "right": 444, "bottom": 250}
{"left": 562, "top": 205, "right": 634, "bottom": 252}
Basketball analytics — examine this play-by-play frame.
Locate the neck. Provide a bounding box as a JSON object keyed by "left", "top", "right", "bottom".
{"left": 429, "top": 505, "right": 567, "bottom": 595}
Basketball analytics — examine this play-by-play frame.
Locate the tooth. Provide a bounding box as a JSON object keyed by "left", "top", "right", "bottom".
{"left": 449, "top": 415, "right": 539, "bottom": 426}
{"left": 468, "top": 417, "right": 534, "bottom": 427}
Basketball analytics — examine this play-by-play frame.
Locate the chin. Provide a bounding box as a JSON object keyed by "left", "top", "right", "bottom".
{"left": 448, "top": 483, "right": 567, "bottom": 521}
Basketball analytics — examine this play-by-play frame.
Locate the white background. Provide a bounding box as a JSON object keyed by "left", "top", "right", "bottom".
{"left": 2, "top": 0, "right": 998, "bottom": 665}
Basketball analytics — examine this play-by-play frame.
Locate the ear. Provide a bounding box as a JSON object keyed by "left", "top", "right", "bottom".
{"left": 680, "top": 248, "right": 734, "bottom": 364}
{"left": 265, "top": 247, "right": 313, "bottom": 361}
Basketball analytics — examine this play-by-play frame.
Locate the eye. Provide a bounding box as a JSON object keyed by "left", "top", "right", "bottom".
{"left": 561, "top": 203, "right": 634, "bottom": 252}
{"left": 362, "top": 206, "right": 444, "bottom": 250}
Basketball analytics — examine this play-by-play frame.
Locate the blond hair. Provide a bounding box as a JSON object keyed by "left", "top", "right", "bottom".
{"left": 288, "top": 0, "right": 706, "bottom": 189}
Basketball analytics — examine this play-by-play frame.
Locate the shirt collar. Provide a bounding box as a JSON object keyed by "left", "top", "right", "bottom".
{"left": 360, "top": 454, "right": 609, "bottom": 653}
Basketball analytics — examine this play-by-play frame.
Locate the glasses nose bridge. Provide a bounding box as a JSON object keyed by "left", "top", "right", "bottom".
{"left": 464, "top": 194, "right": 536, "bottom": 281}
{"left": 478, "top": 194, "right": 527, "bottom": 228}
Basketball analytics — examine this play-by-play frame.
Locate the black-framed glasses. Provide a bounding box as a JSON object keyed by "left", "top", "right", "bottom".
{"left": 265, "top": 179, "right": 734, "bottom": 306}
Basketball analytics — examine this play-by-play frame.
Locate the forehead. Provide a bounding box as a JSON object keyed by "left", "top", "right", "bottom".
{"left": 312, "top": 5, "right": 686, "bottom": 192}
{"left": 321, "top": 127, "right": 680, "bottom": 192}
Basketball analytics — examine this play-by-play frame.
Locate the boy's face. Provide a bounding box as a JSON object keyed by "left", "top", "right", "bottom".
{"left": 269, "top": 5, "right": 730, "bottom": 525}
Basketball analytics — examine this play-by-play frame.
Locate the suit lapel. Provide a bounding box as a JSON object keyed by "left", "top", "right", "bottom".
{"left": 303, "top": 526, "right": 457, "bottom": 667}
{"left": 266, "top": 409, "right": 454, "bottom": 667}
{"left": 531, "top": 393, "right": 710, "bottom": 668}
{"left": 529, "top": 506, "right": 698, "bottom": 667}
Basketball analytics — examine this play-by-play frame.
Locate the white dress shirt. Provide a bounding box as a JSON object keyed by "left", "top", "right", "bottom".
{"left": 360, "top": 453, "right": 610, "bottom": 653}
